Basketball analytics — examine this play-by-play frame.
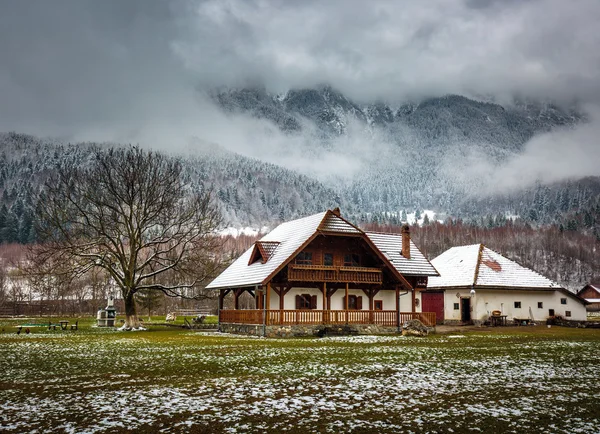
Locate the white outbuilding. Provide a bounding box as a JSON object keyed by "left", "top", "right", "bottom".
{"left": 425, "top": 244, "right": 588, "bottom": 324}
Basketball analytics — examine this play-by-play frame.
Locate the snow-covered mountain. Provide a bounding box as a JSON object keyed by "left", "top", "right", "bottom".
{"left": 0, "top": 88, "right": 598, "bottom": 244}
{"left": 212, "top": 86, "right": 597, "bottom": 222}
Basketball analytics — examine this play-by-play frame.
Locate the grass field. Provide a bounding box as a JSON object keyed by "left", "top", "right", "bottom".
{"left": 1, "top": 318, "right": 599, "bottom": 433}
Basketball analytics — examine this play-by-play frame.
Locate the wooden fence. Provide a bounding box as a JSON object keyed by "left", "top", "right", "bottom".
{"left": 219, "top": 310, "right": 436, "bottom": 327}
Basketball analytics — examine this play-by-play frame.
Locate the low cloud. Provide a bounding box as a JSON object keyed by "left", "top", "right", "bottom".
{"left": 446, "top": 105, "right": 600, "bottom": 194}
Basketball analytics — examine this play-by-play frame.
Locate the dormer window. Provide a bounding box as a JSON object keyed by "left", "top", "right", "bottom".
{"left": 248, "top": 241, "right": 280, "bottom": 265}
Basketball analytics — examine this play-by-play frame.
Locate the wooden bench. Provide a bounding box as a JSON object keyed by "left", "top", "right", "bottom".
{"left": 176, "top": 309, "right": 213, "bottom": 317}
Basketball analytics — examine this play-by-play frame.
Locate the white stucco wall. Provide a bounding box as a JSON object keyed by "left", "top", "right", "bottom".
{"left": 267, "top": 287, "right": 418, "bottom": 311}
{"left": 443, "top": 289, "right": 587, "bottom": 322}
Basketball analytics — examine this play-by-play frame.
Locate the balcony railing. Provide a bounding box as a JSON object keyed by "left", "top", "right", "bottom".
{"left": 287, "top": 264, "right": 383, "bottom": 284}
{"left": 219, "top": 310, "right": 436, "bottom": 327}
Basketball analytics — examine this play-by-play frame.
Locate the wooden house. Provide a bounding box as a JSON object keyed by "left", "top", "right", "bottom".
{"left": 426, "top": 244, "right": 588, "bottom": 324}
{"left": 578, "top": 284, "right": 600, "bottom": 312}
{"left": 207, "top": 209, "right": 439, "bottom": 336}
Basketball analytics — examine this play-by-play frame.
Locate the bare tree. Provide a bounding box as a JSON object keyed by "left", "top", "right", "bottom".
{"left": 0, "top": 263, "right": 7, "bottom": 314}
{"left": 34, "top": 146, "right": 223, "bottom": 329}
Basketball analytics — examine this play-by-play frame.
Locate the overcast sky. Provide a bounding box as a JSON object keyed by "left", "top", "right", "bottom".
{"left": 1, "top": 0, "right": 599, "bottom": 188}
{"left": 1, "top": 0, "right": 599, "bottom": 136}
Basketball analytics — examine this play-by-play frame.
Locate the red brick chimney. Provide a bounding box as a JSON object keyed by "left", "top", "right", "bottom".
{"left": 401, "top": 224, "right": 411, "bottom": 259}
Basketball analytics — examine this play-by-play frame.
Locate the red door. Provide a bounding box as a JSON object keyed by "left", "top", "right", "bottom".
{"left": 421, "top": 292, "right": 444, "bottom": 324}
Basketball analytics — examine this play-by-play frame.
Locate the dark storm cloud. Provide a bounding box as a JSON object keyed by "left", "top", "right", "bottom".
{"left": 0, "top": 0, "right": 599, "bottom": 186}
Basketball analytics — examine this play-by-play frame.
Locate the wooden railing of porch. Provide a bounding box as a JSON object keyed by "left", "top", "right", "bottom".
{"left": 287, "top": 265, "right": 383, "bottom": 284}
{"left": 219, "top": 310, "right": 436, "bottom": 327}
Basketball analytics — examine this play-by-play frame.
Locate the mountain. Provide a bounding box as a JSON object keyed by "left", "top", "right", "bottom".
{"left": 0, "top": 132, "right": 343, "bottom": 243}
{"left": 0, "top": 88, "right": 598, "bottom": 245}
{"left": 212, "top": 86, "right": 597, "bottom": 225}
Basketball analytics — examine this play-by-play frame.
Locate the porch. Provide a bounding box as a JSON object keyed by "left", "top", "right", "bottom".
{"left": 219, "top": 309, "right": 436, "bottom": 327}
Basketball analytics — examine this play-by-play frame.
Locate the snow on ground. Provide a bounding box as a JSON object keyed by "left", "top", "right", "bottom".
{"left": 1, "top": 331, "right": 599, "bottom": 433}
{"left": 219, "top": 226, "right": 270, "bottom": 237}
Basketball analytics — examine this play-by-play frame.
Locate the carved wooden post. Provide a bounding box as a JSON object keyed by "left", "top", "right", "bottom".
{"left": 265, "top": 282, "right": 271, "bottom": 325}
{"left": 396, "top": 286, "right": 400, "bottom": 330}
{"left": 322, "top": 282, "right": 327, "bottom": 324}
{"left": 219, "top": 289, "right": 225, "bottom": 311}
{"left": 345, "top": 283, "right": 349, "bottom": 324}
{"left": 369, "top": 289, "right": 374, "bottom": 324}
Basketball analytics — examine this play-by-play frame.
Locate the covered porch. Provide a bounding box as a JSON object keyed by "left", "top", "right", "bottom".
{"left": 217, "top": 281, "right": 436, "bottom": 328}
{"left": 219, "top": 309, "right": 436, "bottom": 327}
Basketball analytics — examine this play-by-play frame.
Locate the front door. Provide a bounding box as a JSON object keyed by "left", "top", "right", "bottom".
{"left": 461, "top": 297, "right": 471, "bottom": 323}
{"left": 421, "top": 292, "right": 444, "bottom": 324}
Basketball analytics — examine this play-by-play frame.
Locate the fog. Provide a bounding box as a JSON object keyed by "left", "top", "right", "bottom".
{"left": 0, "top": 0, "right": 599, "bottom": 192}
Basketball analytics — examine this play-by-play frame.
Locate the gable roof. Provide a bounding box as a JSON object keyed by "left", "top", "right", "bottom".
{"left": 428, "top": 244, "right": 562, "bottom": 290}
{"left": 207, "top": 210, "right": 437, "bottom": 290}
{"left": 365, "top": 232, "right": 438, "bottom": 276}
{"left": 207, "top": 211, "right": 327, "bottom": 289}
{"left": 248, "top": 241, "right": 281, "bottom": 265}
{"left": 578, "top": 284, "right": 600, "bottom": 297}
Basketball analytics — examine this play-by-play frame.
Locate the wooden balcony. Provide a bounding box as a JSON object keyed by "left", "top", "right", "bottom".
{"left": 287, "top": 264, "right": 383, "bottom": 284}
{"left": 219, "top": 310, "right": 436, "bottom": 327}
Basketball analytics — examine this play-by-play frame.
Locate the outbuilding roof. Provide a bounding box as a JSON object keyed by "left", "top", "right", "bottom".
{"left": 428, "top": 244, "right": 562, "bottom": 290}
{"left": 207, "top": 210, "right": 437, "bottom": 290}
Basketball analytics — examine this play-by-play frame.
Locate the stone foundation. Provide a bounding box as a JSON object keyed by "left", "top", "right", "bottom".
{"left": 219, "top": 323, "right": 410, "bottom": 338}
{"left": 219, "top": 323, "right": 264, "bottom": 336}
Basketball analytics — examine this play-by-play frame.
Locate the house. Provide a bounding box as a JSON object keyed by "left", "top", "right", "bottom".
{"left": 426, "top": 244, "right": 588, "bottom": 324}
{"left": 207, "top": 208, "right": 439, "bottom": 336}
{"left": 578, "top": 284, "right": 600, "bottom": 312}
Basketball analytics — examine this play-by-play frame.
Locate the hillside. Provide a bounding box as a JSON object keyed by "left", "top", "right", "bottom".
{"left": 0, "top": 132, "right": 342, "bottom": 243}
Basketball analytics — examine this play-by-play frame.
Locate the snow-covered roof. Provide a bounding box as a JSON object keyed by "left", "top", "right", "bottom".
{"left": 365, "top": 232, "right": 438, "bottom": 276}
{"left": 428, "top": 244, "right": 562, "bottom": 290}
{"left": 586, "top": 298, "right": 600, "bottom": 303}
{"left": 207, "top": 210, "right": 437, "bottom": 289}
{"left": 207, "top": 211, "right": 326, "bottom": 289}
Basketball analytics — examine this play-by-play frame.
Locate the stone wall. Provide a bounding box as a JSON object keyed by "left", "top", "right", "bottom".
{"left": 219, "top": 322, "right": 402, "bottom": 337}
{"left": 219, "top": 323, "right": 264, "bottom": 336}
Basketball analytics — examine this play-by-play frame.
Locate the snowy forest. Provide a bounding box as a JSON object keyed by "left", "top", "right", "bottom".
{"left": 0, "top": 90, "right": 599, "bottom": 295}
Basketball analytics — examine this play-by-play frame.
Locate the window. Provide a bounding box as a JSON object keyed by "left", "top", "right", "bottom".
{"left": 323, "top": 253, "right": 334, "bottom": 266}
{"left": 514, "top": 301, "right": 522, "bottom": 309}
{"left": 538, "top": 302, "right": 543, "bottom": 309}
{"left": 374, "top": 300, "right": 383, "bottom": 311}
{"left": 565, "top": 311, "right": 572, "bottom": 317}
{"left": 343, "top": 254, "right": 360, "bottom": 267}
{"left": 347, "top": 295, "right": 363, "bottom": 310}
{"left": 295, "top": 294, "right": 317, "bottom": 309}
{"left": 549, "top": 309, "right": 555, "bottom": 317}
{"left": 454, "top": 303, "right": 460, "bottom": 310}
{"left": 295, "top": 252, "right": 313, "bottom": 265}
{"left": 560, "top": 298, "right": 567, "bottom": 305}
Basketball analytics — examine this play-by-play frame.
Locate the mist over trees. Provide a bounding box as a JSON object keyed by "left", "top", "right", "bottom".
{"left": 0, "top": 87, "right": 599, "bottom": 297}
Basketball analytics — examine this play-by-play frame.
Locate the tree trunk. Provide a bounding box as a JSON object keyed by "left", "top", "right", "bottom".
{"left": 123, "top": 290, "right": 141, "bottom": 330}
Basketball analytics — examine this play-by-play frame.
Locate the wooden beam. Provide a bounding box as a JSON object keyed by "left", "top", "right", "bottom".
{"left": 233, "top": 289, "right": 240, "bottom": 310}
{"left": 219, "top": 289, "right": 225, "bottom": 310}
{"left": 411, "top": 288, "right": 416, "bottom": 313}
{"left": 396, "top": 286, "right": 400, "bottom": 329}
{"left": 266, "top": 282, "right": 271, "bottom": 312}
{"left": 344, "top": 283, "right": 348, "bottom": 316}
